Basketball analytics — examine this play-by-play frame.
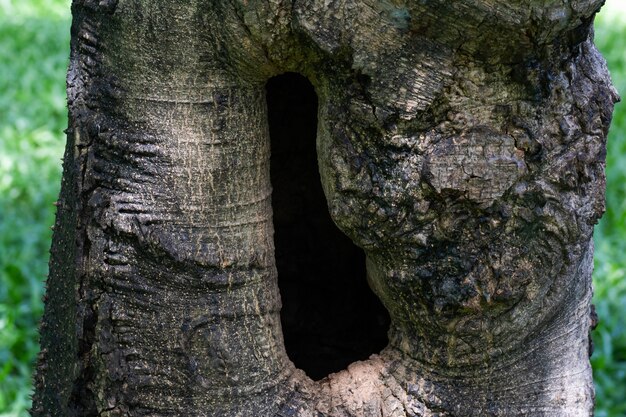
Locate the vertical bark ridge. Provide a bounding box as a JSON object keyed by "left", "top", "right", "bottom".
{"left": 36, "top": 1, "right": 298, "bottom": 415}
{"left": 80, "top": 71, "right": 294, "bottom": 415}
{"left": 291, "top": 1, "right": 616, "bottom": 415}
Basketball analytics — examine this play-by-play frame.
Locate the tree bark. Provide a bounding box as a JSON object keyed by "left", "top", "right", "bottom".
{"left": 33, "top": 0, "right": 618, "bottom": 416}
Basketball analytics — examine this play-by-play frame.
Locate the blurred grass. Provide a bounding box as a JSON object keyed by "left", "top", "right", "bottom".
{"left": 592, "top": 2, "right": 626, "bottom": 416}
{"left": 0, "top": 0, "right": 624, "bottom": 416}
{"left": 0, "top": 0, "right": 70, "bottom": 415}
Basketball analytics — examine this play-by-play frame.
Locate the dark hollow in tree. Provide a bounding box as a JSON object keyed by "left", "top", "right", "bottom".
{"left": 267, "top": 72, "right": 390, "bottom": 380}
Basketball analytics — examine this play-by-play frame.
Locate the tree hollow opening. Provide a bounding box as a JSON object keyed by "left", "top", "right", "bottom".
{"left": 267, "top": 72, "right": 390, "bottom": 381}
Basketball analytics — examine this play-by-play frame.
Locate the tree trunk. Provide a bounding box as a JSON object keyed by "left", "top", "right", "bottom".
{"left": 33, "top": 0, "right": 618, "bottom": 416}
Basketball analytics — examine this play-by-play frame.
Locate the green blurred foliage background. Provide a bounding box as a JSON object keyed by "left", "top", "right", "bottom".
{"left": 590, "top": 2, "right": 626, "bottom": 415}
{"left": 0, "top": 0, "right": 624, "bottom": 415}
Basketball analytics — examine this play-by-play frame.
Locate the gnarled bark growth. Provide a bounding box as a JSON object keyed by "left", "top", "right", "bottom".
{"left": 34, "top": 0, "right": 617, "bottom": 416}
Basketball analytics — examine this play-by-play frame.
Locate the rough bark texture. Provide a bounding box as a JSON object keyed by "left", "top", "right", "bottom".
{"left": 33, "top": 0, "right": 618, "bottom": 416}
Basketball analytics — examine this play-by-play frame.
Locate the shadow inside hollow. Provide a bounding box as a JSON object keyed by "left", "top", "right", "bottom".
{"left": 267, "top": 72, "right": 391, "bottom": 381}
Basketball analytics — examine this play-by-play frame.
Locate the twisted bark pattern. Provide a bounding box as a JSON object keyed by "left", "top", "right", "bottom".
{"left": 33, "top": 0, "right": 617, "bottom": 416}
